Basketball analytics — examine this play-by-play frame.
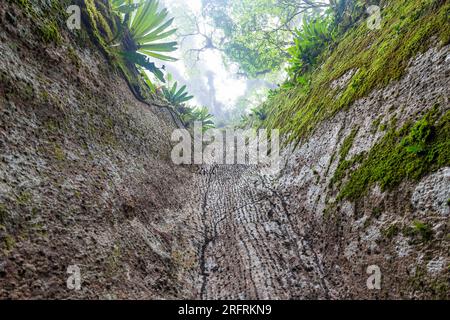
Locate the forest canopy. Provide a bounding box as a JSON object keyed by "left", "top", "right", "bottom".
{"left": 105, "top": 0, "right": 375, "bottom": 128}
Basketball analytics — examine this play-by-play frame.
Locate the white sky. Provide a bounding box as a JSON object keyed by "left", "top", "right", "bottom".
{"left": 159, "top": 0, "right": 254, "bottom": 116}
{"left": 148, "top": 0, "right": 325, "bottom": 121}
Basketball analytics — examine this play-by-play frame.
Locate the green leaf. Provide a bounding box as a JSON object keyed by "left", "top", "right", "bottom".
{"left": 139, "top": 42, "right": 178, "bottom": 52}
{"left": 139, "top": 50, "right": 178, "bottom": 61}
{"left": 120, "top": 51, "right": 165, "bottom": 82}
{"left": 137, "top": 27, "right": 177, "bottom": 44}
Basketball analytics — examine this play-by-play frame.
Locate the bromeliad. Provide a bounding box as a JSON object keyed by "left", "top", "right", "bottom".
{"left": 111, "top": 0, "right": 178, "bottom": 81}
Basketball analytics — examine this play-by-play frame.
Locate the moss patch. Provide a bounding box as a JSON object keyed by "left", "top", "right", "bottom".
{"left": 67, "top": 46, "right": 81, "bottom": 69}
{"left": 0, "top": 204, "right": 7, "bottom": 224}
{"left": 17, "top": 191, "right": 32, "bottom": 205}
{"left": 9, "top": 0, "right": 32, "bottom": 13}
{"left": 38, "top": 20, "right": 61, "bottom": 44}
{"left": 408, "top": 266, "right": 448, "bottom": 299}
{"left": 338, "top": 108, "right": 450, "bottom": 200}
{"left": 382, "top": 223, "right": 400, "bottom": 239}
{"left": 371, "top": 117, "right": 382, "bottom": 133}
{"left": 84, "top": 0, "right": 115, "bottom": 45}
{"left": 371, "top": 206, "right": 383, "bottom": 219}
{"left": 3, "top": 234, "right": 16, "bottom": 253}
{"left": 265, "top": 0, "right": 450, "bottom": 146}
{"left": 331, "top": 128, "right": 363, "bottom": 188}
{"left": 404, "top": 220, "right": 433, "bottom": 243}
{"left": 53, "top": 144, "right": 66, "bottom": 161}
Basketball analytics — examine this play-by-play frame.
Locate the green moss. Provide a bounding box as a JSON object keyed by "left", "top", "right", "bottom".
{"left": 22, "top": 82, "right": 35, "bottom": 100}
{"left": 331, "top": 128, "right": 360, "bottom": 187}
{"left": 54, "top": 144, "right": 65, "bottom": 161}
{"left": 371, "top": 117, "right": 382, "bottom": 133}
{"left": 44, "top": 118, "right": 60, "bottom": 133}
{"left": 446, "top": 198, "right": 450, "bottom": 206}
{"left": 41, "top": 90, "right": 50, "bottom": 102}
{"left": 265, "top": 0, "right": 450, "bottom": 146}
{"left": 403, "top": 220, "right": 433, "bottom": 243}
{"left": 0, "top": 204, "right": 7, "bottom": 224}
{"left": 10, "top": 0, "right": 32, "bottom": 11}
{"left": 430, "top": 280, "right": 449, "bottom": 300}
{"left": 338, "top": 108, "right": 450, "bottom": 200}
{"left": 340, "top": 128, "right": 358, "bottom": 160}
{"left": 84, "top": 0, "right": 115, "bottom": 44}
{"left": 3, "top": 234, "right": 15, "bottom": 252}
{"left": 29, "top": 209, "right": 48, "bottom": 237}
{"left": 106, "top": 244, "right": 122, "bottom": 275}
{"left": 383, "top": 223, "right": 400, "bottom": 239}
{"left": 407, "top": 266, "right": 448, "bottom": 299}
{"left": 38, "top": 20, "right": 61, "bottom": 44}
{"left": 67, "top": 46, "right": 81, "bottom": 69}
{"left": 17, "top": 192, "right": 32, "bottom": 205}
{"left": 372, "top": 206, "right": 383, "bottom": 219}
{"left": 412, "top": 220, "right": 433, "bottom": 242}
{"left": 324, "top": 152, "right": 336, "bottom": 178}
